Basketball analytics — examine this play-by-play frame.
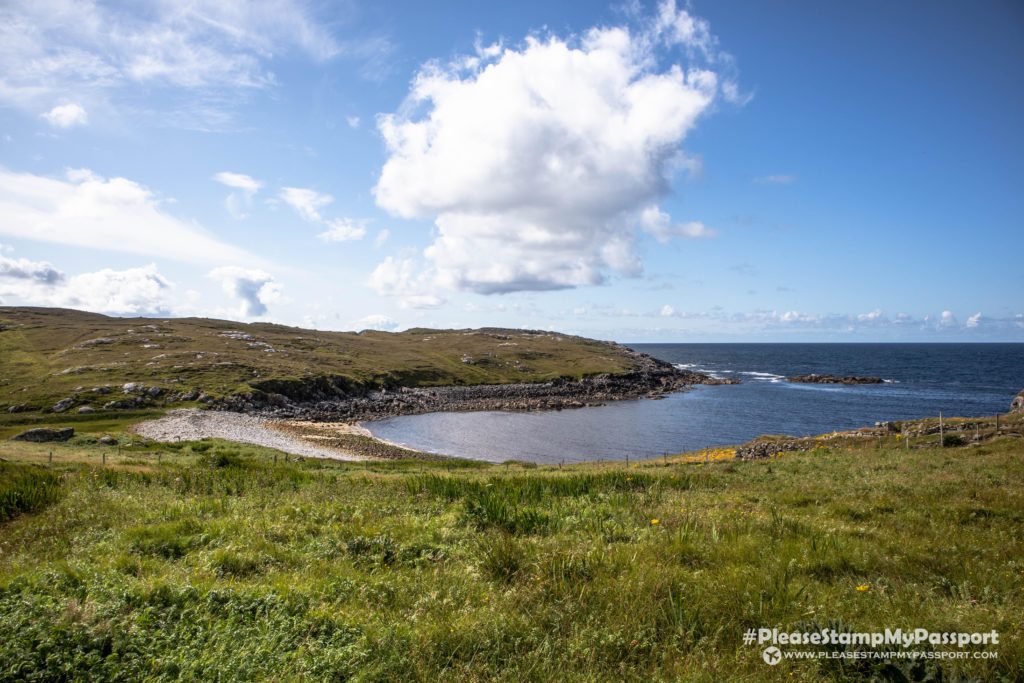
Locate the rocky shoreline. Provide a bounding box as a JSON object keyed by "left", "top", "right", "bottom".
{"left": 786, "top": 373, "right": 884, "bottom": 385}
{"left": 213, "top": 348, "right": 736, "bottom": 422}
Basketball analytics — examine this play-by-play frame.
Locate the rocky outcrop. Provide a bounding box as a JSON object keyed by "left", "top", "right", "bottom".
{"left": 786, "top": 374, "right": 883, "bottom": 385}
{"left": 735, "top": 438, "right": 811, "bottom": 460}
{"left": 1012, "top": 389, "right": 1024, "bottom": 413}
{"left": 215, "top": 348, "right": 731, "bottom": 422}
{"left": 12, "top": 427, "right": 74, "bottom": 442}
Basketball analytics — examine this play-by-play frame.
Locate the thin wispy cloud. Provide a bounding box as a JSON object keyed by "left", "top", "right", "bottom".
{"left": 0, "top": 167, "right": 260, "bottom": 266}
{"left": 280, "top": 187, "right": 367, "bottom": 242}
{"left": 213, "top": 171, "right": 263, "bottom": 219}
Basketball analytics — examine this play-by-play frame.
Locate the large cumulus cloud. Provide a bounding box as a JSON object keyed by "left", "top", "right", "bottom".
{"left": 373, "top": 1, "right": 737, "bottom": 295}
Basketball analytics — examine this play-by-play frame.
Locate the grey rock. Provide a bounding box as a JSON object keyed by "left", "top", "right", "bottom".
{"left": 1012, "top": 389, "right": 1024, "bottom": 414}
{"left": 12, "top": 427, "right": 74, "bottom": 442}
{"left": 104, "top": 397, "right": 145, "bottom": 409}
{"left": 146, "top": 386, "right": 163, "bottom": 397}
{"left": 98, "top": 434, "right": 118, "bottom": 445}
{"left": 7, "top": 403, "right": 36, "bottom": 413}
{"left": 736, "top": 439, "right": 808, "bottom": 460}
{"left": 77, "top": 405, "right": 96, "bottom": 414}
{"left": 52, "top": 398, "right": 76, "bottom": 413}
{"left": 786, "top": 374, "right": 884, "bottom": 385}
{"left": 123, "top": 382, "right": 144, "bottom": 394}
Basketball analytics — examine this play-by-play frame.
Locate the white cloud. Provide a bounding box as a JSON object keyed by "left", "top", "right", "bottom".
{"left": 939, "top": 310, "right": 957, "bottom": 327}
{"left": 640, "top": 205, "right": 713, "bottom": 242}
{"left": 41, "top": 103, "right": 88, "bottom": 128}
{"left": 61, "top": 264, "right": 173, "bottom": 314}
{"left": 660, "top": 304, "right": 675, "bottom": 317}
{"left": 0, "top": 251, "right": 64, "bottom": 284}
{"left": 214, "top": 171, "right": 262, "bottom": 194}
{"left": 966, "top": 312, "right": 982, "bottom": 328}
{"left": 0, "top": 248, "right": 173, "bottom": 315}
{"left": 368, "top": 256, "right": 445, "bottom": 309}
{"left": 346, "top": 115, "right": 361, "bottom": 129}
{"left": 351, "top": 314, "right": 398, "bottom": 332}
{"left": 857, "top": 308, "right": 885, "bottom": 322}
{"left": 319, "top": 218, "right": 367, "bottom": 242}
{"left": 0, "top": 0, "right": 340, "bottom": 111}
{"left": 374, "top": 229, "right": 390, "bottom": 248}
{"left": 209, "top": 266, "right": 282, "bottom": 318}
{"left": 281, "top": 187, "right": 366, "bottom": 241}
{"left": 214, "top": 171, "right": 262, "bottom": 219}
{"left": 0, "top": 167, "right": 257, "bottom": 265}
{"left": 374, "top": 1, "right": 735, "bottom": 295}
{"left": 280, "top": 187, "right": 333, "bottom": 223}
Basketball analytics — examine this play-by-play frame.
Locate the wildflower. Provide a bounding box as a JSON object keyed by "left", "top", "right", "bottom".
{"left": 855, "top": 584, "right": 870, "bottom": 592}
{"left": 650, "top": 519, "right": 660, "bottom": 525}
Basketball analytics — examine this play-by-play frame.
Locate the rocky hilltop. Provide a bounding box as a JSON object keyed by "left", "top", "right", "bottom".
{"left": 786, "top": 374, "right": 884, "bottom": 385}
{"left": 0, "top": 307, "right": 729, "bottom": 422}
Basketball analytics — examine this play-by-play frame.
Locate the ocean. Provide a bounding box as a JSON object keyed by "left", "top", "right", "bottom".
{"left": 364, "top": 343, "right": 1024, "bottom": 463}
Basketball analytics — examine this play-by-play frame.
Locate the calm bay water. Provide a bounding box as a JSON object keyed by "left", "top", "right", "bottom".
{"left": 365, "top": 344, "right": 1024, "bottom": 463}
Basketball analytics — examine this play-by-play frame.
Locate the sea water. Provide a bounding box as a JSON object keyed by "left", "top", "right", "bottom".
{"left": 365, "top": 344, "right": 1024, "bottom": 463}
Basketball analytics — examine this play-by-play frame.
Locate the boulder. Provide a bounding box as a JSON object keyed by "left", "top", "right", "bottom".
{"left": 104, "top": 397, "right": 145, "bottom": 410}
{"left": 1012, "top": 389, "right": 1024, "bottom": 414}
{"left": 52, "top": 398, "right": 76, "bottom": 413}
{"left": 98, "top": 435, "right": 118, "bottom": 445}
{"left": 7, "top": 403, "right": 36, "bottom": 413}
{"left": 12, "top": 427, "right": 74, "bottom": 442}
{"left": 77, "top": 405, "right": 96, "bottom": 414}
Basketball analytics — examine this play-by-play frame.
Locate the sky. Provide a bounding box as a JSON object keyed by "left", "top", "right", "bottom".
{"left": 0, "top": 0, "right": 1022, "bottom": 342}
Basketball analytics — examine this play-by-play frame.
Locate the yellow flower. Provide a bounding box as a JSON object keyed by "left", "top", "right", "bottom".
{"left": 650, "top": 519, "right": 660, "bottom": 525}
{"left": 855, "top": 584, "right": 871, "bottom": 592}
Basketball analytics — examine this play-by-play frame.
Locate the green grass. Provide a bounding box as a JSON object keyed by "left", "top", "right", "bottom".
{"left": 0, "top": 307, "right": 636, "bottom": 415}
{"left": 1, "top": 435, "right": 1021, "bottom": 681}
{"left": 0, "top": 461, "right": 62, "bottom": 521}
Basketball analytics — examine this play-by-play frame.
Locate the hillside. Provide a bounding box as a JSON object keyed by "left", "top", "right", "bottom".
{"left": 0, "top": 307, "right": 656, "bottom": 417}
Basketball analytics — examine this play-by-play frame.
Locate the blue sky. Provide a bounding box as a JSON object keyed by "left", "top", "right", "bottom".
{"left": 0, "top": 0, "right": 1021, "bottom": 341}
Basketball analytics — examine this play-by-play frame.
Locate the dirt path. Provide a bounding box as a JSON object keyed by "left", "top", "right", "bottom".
{"left": 132, "top": 409, "right": 365, "bottom": 461}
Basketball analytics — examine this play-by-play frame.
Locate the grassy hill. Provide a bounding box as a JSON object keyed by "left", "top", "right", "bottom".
{"left": 0, "top": 431, "right": 1021, "bottom": 681}
{"left": 0, "top": 307, "right": 637, "bottom": 417}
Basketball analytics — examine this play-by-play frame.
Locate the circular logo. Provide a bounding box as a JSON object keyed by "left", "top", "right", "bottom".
{"left": 762, "top": 646, "right": 782, "bottom": 666}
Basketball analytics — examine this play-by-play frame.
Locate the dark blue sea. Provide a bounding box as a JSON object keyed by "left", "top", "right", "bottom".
{"left": 365, "top": 344, "right": 1024, "bottom": 463}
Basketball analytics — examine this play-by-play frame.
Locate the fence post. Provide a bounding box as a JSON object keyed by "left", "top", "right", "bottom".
{"left": 49, "top": 451, "right": 53, "bottom": 463}
{"left": 939, "top": 412, "right": 944, "bottom": 448}
{"left": 102, "top": 452, "right": 106, "bottom": 466}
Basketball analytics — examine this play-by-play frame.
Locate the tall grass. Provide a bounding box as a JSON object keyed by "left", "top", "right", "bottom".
{"left": 0, "top": 462, "right": 61, "bottom": 521}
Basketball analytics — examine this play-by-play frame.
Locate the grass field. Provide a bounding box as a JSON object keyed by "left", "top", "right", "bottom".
{"left": 1, "top": 426, "right": 1021, "bottom": 681}
{"left": 0, "top": 307, "right": 636, "bottom": 417}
